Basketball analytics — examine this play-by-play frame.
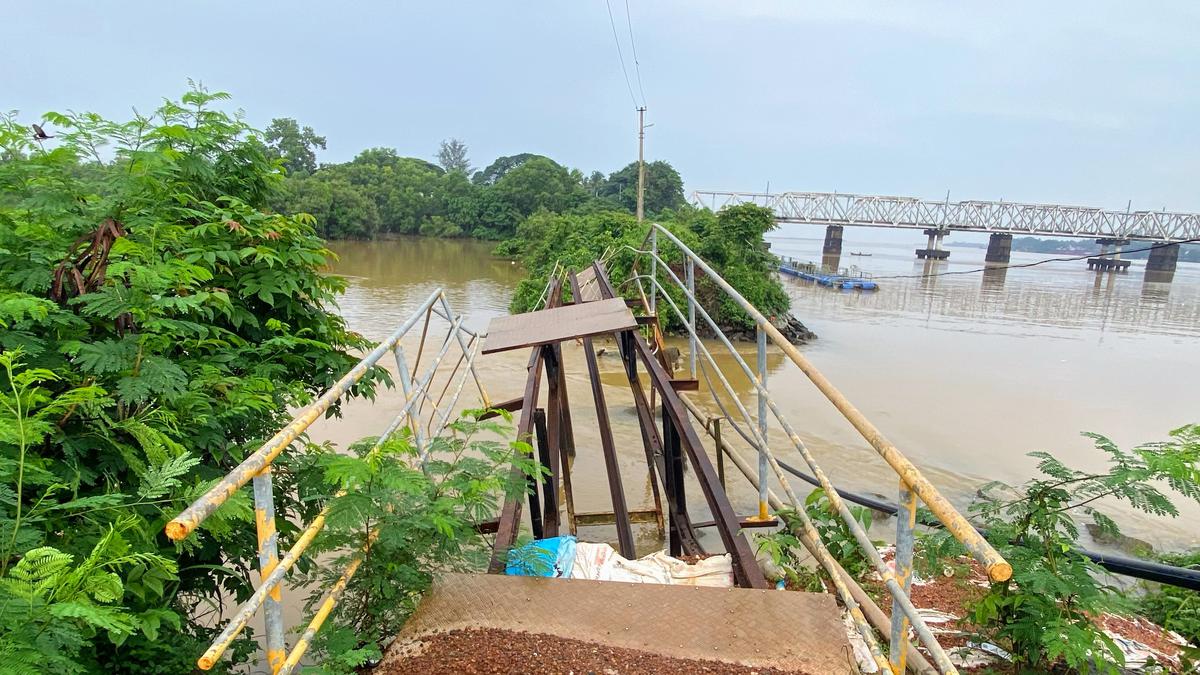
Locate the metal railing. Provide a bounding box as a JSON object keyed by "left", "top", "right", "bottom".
{"left": 625, "top": 224, "right": 1011, "bottom": 675}
{"left": 164, "top": 289, "right": 488, "bottom": 674}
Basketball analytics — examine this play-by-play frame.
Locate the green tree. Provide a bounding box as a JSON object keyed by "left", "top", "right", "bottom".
{"left": 436, "top": 138, "right": 471, "bottom": 175}
{"left": 487, "top": 157, "right": 586, "bottom": 237}
{"left": 471, "top": 152, "right": 542, "bottom": 186}
{"left": 600, "top": 160, "right": 685, "bottom": 216}
{"left": 0, "top": 87, "right": 385, "bottom": 671}
{"left": 263, "top": 117, "right": 327, "bottom": 176}
{"left": 275, "top": 175, "right": 381, "bottom": 239}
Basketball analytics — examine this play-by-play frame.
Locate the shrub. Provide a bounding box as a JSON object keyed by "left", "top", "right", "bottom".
{"left": 300, "top": 410, "right": 539, "bottom": 673}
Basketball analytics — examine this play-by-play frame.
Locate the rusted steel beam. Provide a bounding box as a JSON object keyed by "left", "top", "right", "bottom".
{"left": 488, "top": 279, "right": 562, "bottom": 572}
{"left": 661, "top": 407, "right": 687, "bottom": 557}
{"left": 474, "top": 518, "right": 501, "bottom": 534}
{"left": 477, "top": 396, "right": 524, "bottom": 419}
{"left": 616, "top": 327, "right": 700, "bottom": 555}
{"left": 669, "top": 378, "right": 700, "bottom": 391}
{"left": 595, "top": 262, "right": 768, "bottom": 589}
{"left": 543, "top": 346, "right": 564, "bottom": 538}
{"left": 573, "top": 509, "right": 661, "bottom": 526}
{"left": 550, "top": 342, "right": 578, "bottom": 535}
{"left": 691, "top": 516, "right": 780, "bottom": 529}
{"left": 526, "top": 412, "right": 546, "bottom": 541}
{"left": 569, "top": 270, "right": 636, "bottom": 558}
{"left": 533, "top": 407, "right": 557, "bottom": 538}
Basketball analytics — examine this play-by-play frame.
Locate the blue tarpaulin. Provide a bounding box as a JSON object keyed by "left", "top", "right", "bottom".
{"left": 504, "top": 535, "right": 577, "bottom": 578}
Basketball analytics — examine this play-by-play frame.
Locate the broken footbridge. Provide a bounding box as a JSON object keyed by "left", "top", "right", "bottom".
{"left": 166, "top": 223, "right": 1014, "bottom": 674}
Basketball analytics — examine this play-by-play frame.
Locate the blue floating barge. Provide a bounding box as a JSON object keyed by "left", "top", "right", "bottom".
{"left": 778, "top": 263, "right": 878, "bottom": 290}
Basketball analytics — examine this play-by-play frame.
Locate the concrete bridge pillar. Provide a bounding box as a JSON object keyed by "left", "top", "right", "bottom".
{"left": 822, "top": 225, "right": 844, "bottom": 255}
{"left": 984, "top": 233, "right": 1012, "bottom": 264}
{"left": 1145, "top": 242, "right": 1179, "bottom": 283}
{"left": 916, "top": 228, "right": 949, "bottom": 260}
{"left": 1088, "top": 238, "right": 1131, "bottom": 273}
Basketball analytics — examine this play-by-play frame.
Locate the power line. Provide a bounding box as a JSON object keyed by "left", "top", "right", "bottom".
{"left": 624, "top": 0, "right": 647, "bottom": 107}
{"left": 863, "top": 238, "right": 1200, "bottom": 281}
{"left": 605, "top": 0, "right": 639, "bottom": 108}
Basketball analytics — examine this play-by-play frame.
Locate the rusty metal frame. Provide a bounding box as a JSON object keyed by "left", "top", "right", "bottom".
{"left": 488, "top": 276, "right": 563, "bottom": 571}
{"left": 595, "top": 262, "right": 768, "bottom": 589}
{"left": 616, "top": 313, "right": 698, "bottom": 555}
{"left": 624, "top": 223, "right": 1017, "bottom": 673}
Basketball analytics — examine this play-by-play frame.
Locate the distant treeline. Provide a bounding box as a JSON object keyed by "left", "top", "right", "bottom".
{"left": 952, "top": 236, "right": 1200, "bottom": 262}
{"left": 263, "top": 118, "right": 685, "bottom": 240}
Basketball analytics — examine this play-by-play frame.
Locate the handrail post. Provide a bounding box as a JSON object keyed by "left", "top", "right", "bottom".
{"left": 686, "top": 256, "right": 696, "bottom": 378}
{"left": 891, "top": 483, "right": 917, "bottom": 673}
{"left": 755, "top": 322, "right": 769, "bottom": 520}
{"left": 392, "top": 346, "right": 426, "bottom": 457}
{"left": 252, "top": 468, "right": 285, "bottom": 673}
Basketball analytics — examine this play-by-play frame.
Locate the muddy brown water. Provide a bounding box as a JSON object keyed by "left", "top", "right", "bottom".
{"left": 310, "top": 233, "right": 1200, "bottom": 557}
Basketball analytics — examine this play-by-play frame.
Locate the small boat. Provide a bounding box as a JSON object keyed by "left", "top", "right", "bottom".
{"left": 849, "top": 252, "right": 872, "bottom": 257}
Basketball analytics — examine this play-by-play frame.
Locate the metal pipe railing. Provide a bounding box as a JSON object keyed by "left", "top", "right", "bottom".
{"left": 646, "top": 224, "right": 1009, "bottom": 579}
{"left": 624, "top": 222, "right": 1013, "bottom": 674}
{"left": 167, "top": 289, "right": 487, "bottom": 673}
{"left": 635, "top": 270, "right": 950, "bottom": 670}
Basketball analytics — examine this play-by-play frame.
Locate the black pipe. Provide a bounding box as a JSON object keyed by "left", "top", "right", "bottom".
{"left": 775, "top": 458, "right": 1200, "bottom": 592}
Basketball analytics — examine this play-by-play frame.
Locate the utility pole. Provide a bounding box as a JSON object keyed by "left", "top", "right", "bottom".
{"left": 636, "top": 106, "right": 647, "bottom": 222}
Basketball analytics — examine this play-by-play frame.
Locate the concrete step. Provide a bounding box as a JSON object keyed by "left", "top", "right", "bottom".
{"left": 381, "top": 572, "right": 856, "bottom": 674}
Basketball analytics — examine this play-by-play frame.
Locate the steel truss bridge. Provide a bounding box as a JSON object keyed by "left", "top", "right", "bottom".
{"left": 691, "top": 191, "right": 1200, "bottom": 242}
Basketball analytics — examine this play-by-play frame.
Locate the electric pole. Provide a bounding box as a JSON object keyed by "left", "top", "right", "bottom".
{"left": 636, "top": 106, "right": 647, "bottom": 222}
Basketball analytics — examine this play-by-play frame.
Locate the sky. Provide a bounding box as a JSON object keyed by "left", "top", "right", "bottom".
{"left": 5, "top": 1, "right": 1200, "bottom": 214}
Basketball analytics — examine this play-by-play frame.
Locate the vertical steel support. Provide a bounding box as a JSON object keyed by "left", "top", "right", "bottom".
{"left": 252, "top": 468, "right": 285, "bottom": 673}
{"left": 714, "top": 418, "right": 725, "bottom": 491}
{"left": 890, "top": 482, "right": 917, "bottom": 673}
{"left": 542, "top": 346, "right": 564, "bottom": 538}
{"left": 392, "top": 346, "right": 426, "bottom": 455}
{"left": 755, "top": 324, "right": 769, "bottom": 520}
{"left": 661, "top": 404, "right": 685, "bottom": 557}
{"left": 551, "top": 343, "right": 579, "bottom": 535}
{"left": 686, "top": 257, "right": 696, "bottom": 378}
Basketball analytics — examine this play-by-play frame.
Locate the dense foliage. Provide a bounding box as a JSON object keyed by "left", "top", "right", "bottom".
{"left": 922, "top": 426, "right": 1200, "bottom": 672}
{"left": 0, "top": 88, "right": 386, "bottom": 672}
{"left": 1139, "top": 550, "right": 1200, "bottom": 651}
{"left": 267, "top": 122, "right": 686, "bottom": 240}
{"left": 301, "top": 411, "right": 539, "bottom": 673}
{"left": 498, "top": 203, "right": 793, "bottom": 336}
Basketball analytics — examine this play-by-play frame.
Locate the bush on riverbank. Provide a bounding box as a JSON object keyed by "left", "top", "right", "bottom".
{"left": 778, "top": 425, "right": 1200, "bottom": 672}
{"left": 497, "top": 203, "right": 812, "bottom": 342}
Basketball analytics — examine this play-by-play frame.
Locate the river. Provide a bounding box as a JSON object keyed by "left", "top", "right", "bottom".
{"left": 315, "top": 230, "right": 1200, "bottom": 556}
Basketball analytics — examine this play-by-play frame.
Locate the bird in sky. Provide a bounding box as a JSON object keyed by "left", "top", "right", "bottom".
{"left": 31, "top": 123, "right": 53, "bottom": 140}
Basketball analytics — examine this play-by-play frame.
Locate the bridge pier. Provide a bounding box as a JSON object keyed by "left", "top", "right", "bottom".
{"left": 984, "top": 233, "right": 1012, "bottom": 265}
{"left": 822, "top": 225, "right": 844, "bottom": 255}
{"left": 1144, "top": 242, "right": 1179, "bottom": 283}
{"left": 916, "top": 228, "right": 949, "bottom": 260}
{"left": 1087, "top": 238, "right": 1131, "bottom": 273}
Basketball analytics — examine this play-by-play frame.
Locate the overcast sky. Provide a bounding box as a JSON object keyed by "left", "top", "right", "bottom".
{"left": 5, "top": 1, "right": 1199, "bottom": 212}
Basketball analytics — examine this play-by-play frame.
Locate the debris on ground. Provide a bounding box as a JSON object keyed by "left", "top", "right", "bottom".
{"left": 858, "top": 546, "right": 1190, "bottom": 672}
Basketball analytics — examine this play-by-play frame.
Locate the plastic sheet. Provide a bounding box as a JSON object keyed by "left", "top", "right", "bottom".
{"left": 570, "top": 542, "right": 734, "bottom": 587}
